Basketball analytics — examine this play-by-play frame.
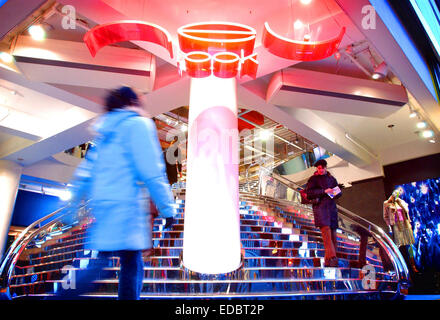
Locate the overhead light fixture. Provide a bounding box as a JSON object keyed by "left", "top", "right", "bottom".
{"left": 422, "top": 130, "right": 434, "bottom": 138}
{"left": 371, "top": 61, "right": 388, "bottom": 80}
{"left": 416, "top": 121, "right": 427, "bottom": 129}
{"left": 294, "top": 20, "right": 303, "bottom": 30}
{"left": 300, "top": 0, "right": 312, "bottom": 4}
{"left": 429, "top": 139, "right": 436, "bottom": 143}
{"left": 28, "top": 25, "right": 46, "bottom": 41}
{"left": 181, "top": 124, "right": 188, "bottom": 132}
{"left": 408, "top": 104, "right": 418, "bottom": 118}
{"left": 0, "top": 52, "right": 13, "bottom": 64}
{"left": 303, "top": 34, "right": 311, "bottom": 42}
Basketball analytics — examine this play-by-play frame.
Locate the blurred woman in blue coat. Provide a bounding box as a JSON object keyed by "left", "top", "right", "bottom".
{"left": 60, "top": 86, "right": 176, "bottom": 300}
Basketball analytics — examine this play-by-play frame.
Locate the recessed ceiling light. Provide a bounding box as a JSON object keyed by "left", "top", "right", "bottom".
{"left": 0, "top": 52, "right": 13, "bottom": 64}
{"left": 28, "top": 25, "right": 46, "bottom": 41}
{"left": 422, "top": 130, "right": 434, "bottom": 138}
{"left": 300, "top": 0, "right": 312, "bottom": 5}
{"left": 409, "top": 111, "right": 417, "bottom": 118}
{"left": 416, "top": 121, "right": 427, "bottom": 129}
{"left": 294, "top": 20, "right": 303, "bottom": 30}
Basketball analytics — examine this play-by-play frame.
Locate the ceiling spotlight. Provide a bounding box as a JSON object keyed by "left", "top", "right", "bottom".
{"left": 429, "top": 139, "right": 436, "bottom": 143}
{"left": 303, "top": 34, "right": 311, "bottom": 41}
{"left": 409, "top": 111, "right": 417, "bottom": 118}
{"left": 300, "top": 0, "right": 312, "bottom": 4}
{"left": 28, "top": 25, "right": 46, "bottom": 41}
{"left": 0, "top": 52, "right": 13, "bottom": 64}
{"left": 371, "top": 61, "right": 388, "bottom": 80}
{"left": 422, "top": 130, "right": 434, "bottom": 138}
{"left": 294, "top": 19, "right": 303, "bottom": 30}
{"left": 416, "top": 121, "right": 427, "bottom": 129}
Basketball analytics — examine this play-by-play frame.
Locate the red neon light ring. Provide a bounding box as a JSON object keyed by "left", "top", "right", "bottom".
{"left": 178, "top": 21, "right": 257, "bottom": 56}
{"left": 185, "top": 51, "right": 212, "bottom": 63}
{"left": 213, "top": 52, "right": 240, "bottom": 64}
{"left": 184, "top": 51, "right": 212, "bottom": 78}
{"left": 212, "top": 52, "right": 240, "bottom": 78}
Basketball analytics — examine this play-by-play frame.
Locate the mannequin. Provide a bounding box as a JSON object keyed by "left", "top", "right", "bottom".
{"left": 383, "top": 189, "right": 418, "bottom": 274}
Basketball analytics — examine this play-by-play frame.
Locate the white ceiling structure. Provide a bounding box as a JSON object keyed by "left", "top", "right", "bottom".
{"left": 0, "top": 0, "right": 439, "bottom": 183}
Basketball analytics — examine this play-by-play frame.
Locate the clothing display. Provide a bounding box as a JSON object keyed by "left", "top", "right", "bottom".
{"left": 383, "top": 197, "right": 415, "bottom": 247}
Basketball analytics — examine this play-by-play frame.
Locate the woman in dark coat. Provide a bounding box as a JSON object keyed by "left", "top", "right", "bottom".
{"left": 306, "top": 159, "right": 342, "bottom": 267}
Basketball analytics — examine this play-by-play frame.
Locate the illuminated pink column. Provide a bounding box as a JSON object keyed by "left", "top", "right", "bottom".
{"left": 82, "top": 20, "right": 259, "bottom": 274}
{"left": 177, "top": 22, "right": 258, "bottom": 274}
{"left": 183, "top": 75, "right": 241, "bottom": 274}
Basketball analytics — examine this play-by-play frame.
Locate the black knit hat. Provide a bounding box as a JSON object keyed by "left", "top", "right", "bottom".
{"left": 104, "top": 86, "right": 139, "bottom": 112}
{"left": 313, "top": 159, "right": 328, "bottom": 168}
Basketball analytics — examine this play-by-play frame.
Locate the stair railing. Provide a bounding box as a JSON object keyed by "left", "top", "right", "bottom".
{"left": 260, "top": 170, "right": 410, "bottom": 292}
{"left": 0, "top": 202, "right": 88, "bottom": 296}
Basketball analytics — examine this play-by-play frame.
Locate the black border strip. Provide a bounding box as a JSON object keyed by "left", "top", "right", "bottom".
{"left": 14, "top": 56, "right": 150, "bottom": 77}
{"left": 280, "top": 85, "right": 406, "bottom": 106}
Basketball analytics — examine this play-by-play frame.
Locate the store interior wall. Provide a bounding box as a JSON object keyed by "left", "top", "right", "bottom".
{"left": 336, "top": 177, "right": 387, "bottom": 230}
{"left": 383, "top": 153, "right": 440, "bottom": 197}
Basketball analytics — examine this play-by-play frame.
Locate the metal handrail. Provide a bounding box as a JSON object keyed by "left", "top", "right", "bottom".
{"left": 263, "top": 171, "right": 410, "bottom": 288}
{"left": 0, "top": 202, "right": 84, "bottom": 292}
{"left": 336, "top": 205, "right": 410, "bottom": 285}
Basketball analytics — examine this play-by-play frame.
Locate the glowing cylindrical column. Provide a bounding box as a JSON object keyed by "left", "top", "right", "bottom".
{"left": 0, "top": 160, "right": 22, "bottom": 256}
{"left": 183, "top": 75, "right": 241, "bottom": 274}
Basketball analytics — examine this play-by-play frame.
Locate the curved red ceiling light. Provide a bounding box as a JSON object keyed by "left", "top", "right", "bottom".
{"left": 262, "top": 22, "right": 345, "bottom": 61}
{"left": 83, "top": 20, "right": 174, "bottom": 58}
{"left": 177, "top": 21, "right": 257, "bottom": 56}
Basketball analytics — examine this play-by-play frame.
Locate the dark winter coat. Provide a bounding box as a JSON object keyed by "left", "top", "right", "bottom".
{"left": 305, "top": 171, "right": 341, "bottom": 229}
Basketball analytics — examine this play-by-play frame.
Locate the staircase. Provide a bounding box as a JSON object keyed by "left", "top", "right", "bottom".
{"left": 1, "top": 191, "right": 408, "bottom": 300}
